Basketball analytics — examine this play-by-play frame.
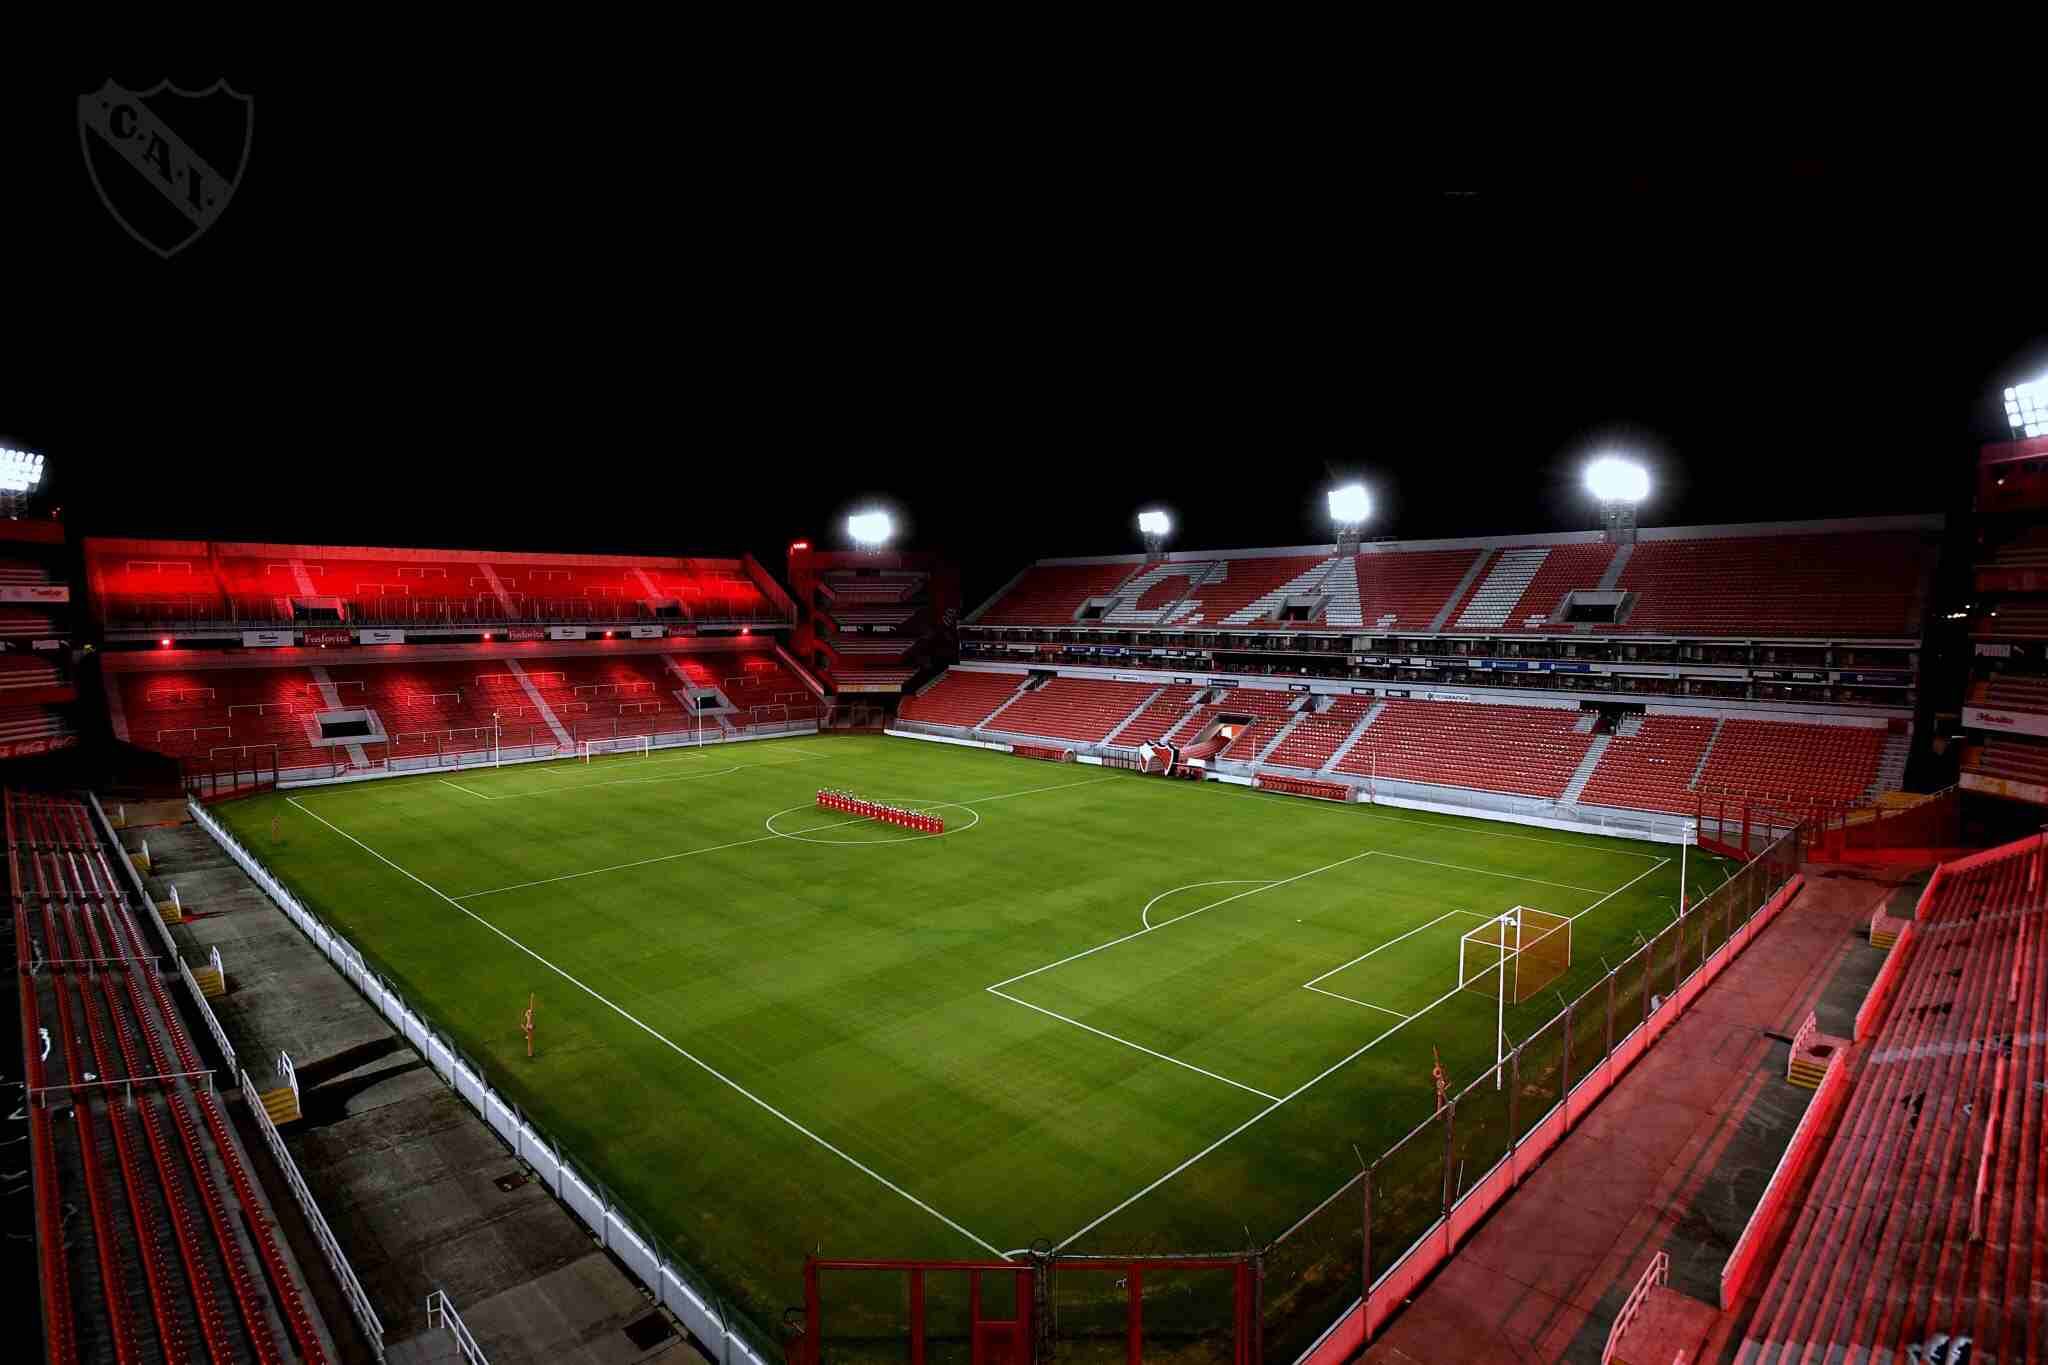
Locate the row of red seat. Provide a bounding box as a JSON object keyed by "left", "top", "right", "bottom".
{"left": 8, "top": 791, "right": 328, "bottom": 1365}
{"left": 1740, "top": 836, "right": 2047, "bottom": 1362}
{"left": 973, "top": 526, "right": 1933, "bottom": 638}
{"left": 87, "top": 541, "right": 785, "bottom": 626}
{"left": 984, "top": 677, "right": 1160, "bottom": 744}
{"left": 902, "top": 668, "right": 1897, "bottom": 813}
{"left": 112, "top": 648, "right": 816, "bottom": 773}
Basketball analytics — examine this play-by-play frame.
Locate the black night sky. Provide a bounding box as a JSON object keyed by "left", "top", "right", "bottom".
{"left": 2, "top": 75, "right": 2041, "bottom": 613}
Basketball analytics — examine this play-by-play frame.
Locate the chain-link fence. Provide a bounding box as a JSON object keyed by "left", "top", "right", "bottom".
{"left": 1257, "top": 825, "right": 1804, "bottom": 1362}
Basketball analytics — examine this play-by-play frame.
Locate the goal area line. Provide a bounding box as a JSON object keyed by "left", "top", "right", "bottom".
{"left": 1053, "top": 853, "right": 1671, "bottom": 1249}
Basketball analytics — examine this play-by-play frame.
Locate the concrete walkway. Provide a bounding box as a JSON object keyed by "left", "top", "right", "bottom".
{"left": 1360, "top": 864, "right": 1918, "bottom": 1365}
{"left": 147, "top": 813, "right": 703, "bottom": 1365}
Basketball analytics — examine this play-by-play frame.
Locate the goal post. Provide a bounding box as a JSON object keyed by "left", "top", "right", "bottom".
{"left": 1459, "top": 906, "right": 1571, "bottom": 1005}
{"left": 1460, "top": 906, "right": 1572, "bottom": 1088}
{"left": 581, "top": 736, "right": 652, "bottom": 762}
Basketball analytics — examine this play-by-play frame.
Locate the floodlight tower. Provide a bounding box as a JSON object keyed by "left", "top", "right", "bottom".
{"left": 1584, "top": 455, "right": 1650, "bottom": 545}
{"left": 847, "top": 509, "right": 894, "bottom": 555}
{"left": 2005, "top": 376, "right": 2048, "bottom": 440}
{"left": 1327, "top": 482, "right": 1372, "bottom": 556}
{"left": 0, "top": 446, "right": 46, "bottom": 519}
{"left": 1137, "top": 509, "right": 1172, "bottom": 562}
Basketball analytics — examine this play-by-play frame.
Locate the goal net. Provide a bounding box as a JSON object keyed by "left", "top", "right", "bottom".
{"left": 1459, "top": 906, "right": 1572, "bottom": 1005}
{"left": 581, "top": 736, "right": 652, "bottom": 762}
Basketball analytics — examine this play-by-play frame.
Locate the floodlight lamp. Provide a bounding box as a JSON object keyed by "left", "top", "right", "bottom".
{"left": 1584, "top": 455, "right": 1650, "bottom": 504}
{"left": 0, "top": 446, "right": 45, "bottom": 493}
{"left": 1327, "top": 483, "right": 1371, "bottom": 525}
{"left": 2007, "top": 378, "right": 2048, "bottom": 440}
{"left": 1137, "top": 509, "right": 1171, "bottom": 537}
{"left": 848, "top": 510, "right": 893, "bottom": 545}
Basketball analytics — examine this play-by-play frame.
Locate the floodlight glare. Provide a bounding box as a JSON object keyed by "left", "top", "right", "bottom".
{"left": 0, "top": 447, "right": 45, "bottom": 494}
{"left": 1137, "top": 509, "right": 1171, "bottom": 537}
{"left": 848, "top": 510, "right": 894, "bottom": 546}
{"left": 1327, "top": 483, "right": 1371, "bottom": 525}
{"left": 1584, "top": 455, "right": 1650, "bottom": 504}
{"left": 2006, "top": 379, "right": 2048, "bottom": 440}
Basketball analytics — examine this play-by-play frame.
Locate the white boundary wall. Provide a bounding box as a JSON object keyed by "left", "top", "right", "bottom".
{"left": 186, "top": 798, "right": 777, "bottom": 1365}
{"left": 274, "top": 720, "right": 819, "bottom": 791}
{"left": 882, "top": 727, "right": 1695, "bottom": 845}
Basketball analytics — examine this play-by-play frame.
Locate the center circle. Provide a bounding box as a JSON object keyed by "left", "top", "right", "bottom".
{"left": 764, "top": 798, "right": 982, "bottom": 845}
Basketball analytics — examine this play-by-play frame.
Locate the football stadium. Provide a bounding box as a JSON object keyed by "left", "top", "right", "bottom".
{"left": 8, "top": 123, "right": 2048, "bottom": 1365}
{"left": 9, "top": 426, "right": 2048, "bottom": 1365}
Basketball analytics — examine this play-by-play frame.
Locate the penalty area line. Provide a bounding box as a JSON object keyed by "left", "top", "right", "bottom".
{"left": 1059, "top": 862, "right": 1677, "bottom": 1249}
{"left": 1301, "top": 985, "right": 1407, "bottom": 1017}
{"left": 1056, "top": 973, "right": 1469, "bottom": 1250}
{"left": 1300, "top": 907, "right": 1489, "bottom": 990}
{"left": 986, "top": 987, "right": 1281, "bottom": 1102}
{"left": 282, "top": 795, "right": 1011, "bottom": 1260}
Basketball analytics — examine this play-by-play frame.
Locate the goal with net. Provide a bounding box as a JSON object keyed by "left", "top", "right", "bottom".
{"left": 1459, "top": 906, "right": 1571, "bottom": 1005}
{"left": 581, "top": 736, "right": 652, "bottom": 762}
{"left": 1460, "top": 906, "right": 1572, "bottom": 1088}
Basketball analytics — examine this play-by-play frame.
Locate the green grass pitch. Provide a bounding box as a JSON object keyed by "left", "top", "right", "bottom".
{"left": 219, "top": 734, "right": 1735, "bottom": 1342}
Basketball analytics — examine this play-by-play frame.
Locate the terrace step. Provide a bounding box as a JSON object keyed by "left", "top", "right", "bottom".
{"left": 1254, "top": 710, "right": 1308, "bottom": 763}
{"left": 1427, "top": 549, "right": 1494, "bottom": 633}
{"left": 1454, "top": 546, "right": 1548, "bottom": 629}
{"left": 258, "top": 1087, "right": 300, "bottom": 1125}
{"left": 1560, "top": 733, "right": 1612, "bottom": 804}
{"left": 1687, "top": 717, "right": 1725, "bottom": 789}
{"left": 1101, "top": 684, "right": 1169, "bottom": 747}
{"left": 1321, "top": 701, "right": 1386, "bottom": 773}
{"left": 1786, "top": 1060, "right": 1831, "bottom": 1090}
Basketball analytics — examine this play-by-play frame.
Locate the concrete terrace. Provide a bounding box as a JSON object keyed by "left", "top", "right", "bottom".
{"left": 137, "top": 809, "right": 703, "bottom": 1365}
{"left": 1360, "top": 862, "right": 1916, "bottom": 1364}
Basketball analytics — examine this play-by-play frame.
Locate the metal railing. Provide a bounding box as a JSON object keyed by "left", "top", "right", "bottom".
{"left": 1258, "top": 824, "right": 1804, "bottom": 1362}
{"left": 1602, "top": 1250, "right": 1668, "bottom": 1364}
{"left": 189, "top": 798, "right": 778, "bottom": 1365}
{"left": 244, "top": 1063, "right": 386, "bottom": 1356}
{"left": 424, "top": 1290, "right": 488, "bottom": 1365}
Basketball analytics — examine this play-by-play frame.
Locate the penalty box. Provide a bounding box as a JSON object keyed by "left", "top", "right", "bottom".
{"left": 991, "top": 854, "right": 1571, "bottom": 1097}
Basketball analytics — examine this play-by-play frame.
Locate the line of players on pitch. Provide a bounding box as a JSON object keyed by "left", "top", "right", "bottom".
{"left": 816, "top": 788, "right": 945, "bottom": 834}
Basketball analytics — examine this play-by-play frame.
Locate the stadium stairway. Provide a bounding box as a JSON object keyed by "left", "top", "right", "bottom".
{"left": 1253, "top": 708, "right": 1309, "bottom": 763}
{"left": 309, "top": 664, "right": 370, "bottom": 767}
{"left": 503, "top": 658, "right": 576, "bottom": 749}
{"left": 1558, "top": 733, "right": 1612, "bottom": 804}
{"left": 1320, "top": 700, "right": 1386, "bottom": 773}
{"left": 1100, "top": 683, "right": 1169, "bottom": 746}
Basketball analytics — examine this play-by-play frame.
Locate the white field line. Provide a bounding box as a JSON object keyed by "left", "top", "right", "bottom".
{"left": 1057, "top": 856, "right": 1676, "bottom": 1247}
{"left": 1140, "top": 879, "right": 1274, "bottom": 930}
{"left": 283, "top": 794, "right": 1010, "bottom": 1258}
{"left": 1367, "top": 849, "right": 1607, "bottom": 895}
{"left": 986, "top": 987, "right": 1280, "bottom": 1102}
{"left": 1224, "top": 783, "right": 1665, "bottom": 861}
{"left": 1300, "top": 908, "right": 1489, "bottom": 990}
{"left": 1301, "top": 986, "right": 1407, "bottom": 1017}
{"left": 470, "top": 764, "right": 744, "bottom": 799}
{"left": 453, "top": 774, "right": 1119, "bottom": 900}
{"left": 1056, "top": 974, "right": 1472, "bottom": 1249}
{"left": 454, "top": 820, "right": 875, "bottom": 899}
{"left": 1565, "top": 856, "right": 1669, "bottom": 923}
{"left": 986, "top": 851, "right": 1380, "bottom": 993}
{"left": 439, "top": 780, "right": 493, "bottom": 801}
{"left": 959, "top": 774, "right": 1120, "bottom": 803}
